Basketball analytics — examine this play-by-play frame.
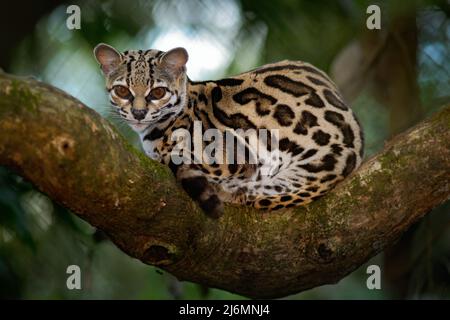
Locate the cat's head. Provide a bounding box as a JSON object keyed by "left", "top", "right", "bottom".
{"left": 94, "top": 43, "right": 188, "bottom": 132}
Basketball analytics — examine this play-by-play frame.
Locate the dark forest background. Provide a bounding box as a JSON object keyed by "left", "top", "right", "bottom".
{"left": 0, "top": 0, "right": 449, "bottom": 299}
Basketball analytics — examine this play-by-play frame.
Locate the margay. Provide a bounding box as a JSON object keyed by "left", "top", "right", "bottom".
{"left": 94, "top": 44, "right": 364, "bottom": 217}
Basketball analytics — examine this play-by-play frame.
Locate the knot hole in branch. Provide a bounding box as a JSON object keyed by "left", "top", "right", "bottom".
{"left": 317, "top": 243, "right": 334, "bottom": 262}
{"left": 307, "top": 242, "right": 336, "bottom": 264}
{"left": 143, "top": 244, "right": 178, "bottom": 266}
{"left": 52, "top": 135, "right": 76, "bottom": 159}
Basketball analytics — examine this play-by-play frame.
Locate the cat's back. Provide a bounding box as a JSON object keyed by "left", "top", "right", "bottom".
{"left": 196, "top": 60, "right": 363, "bottom": 163}
{"left": 205, "top": 59, "right": 353, "bottom": 122}
{"left": 176, "top": 59, "right": 366, "bottom": 211}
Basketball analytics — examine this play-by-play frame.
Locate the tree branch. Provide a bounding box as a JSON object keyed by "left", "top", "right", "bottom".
{"left": 0, "top": 71, "right": 449, "bottom": 298}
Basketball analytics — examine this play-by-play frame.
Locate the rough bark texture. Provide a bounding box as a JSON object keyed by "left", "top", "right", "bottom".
{"left": 0, "top": 71, "right": 449, "bottom": 298}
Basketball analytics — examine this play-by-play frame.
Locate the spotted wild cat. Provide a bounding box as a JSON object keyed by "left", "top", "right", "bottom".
{"left": 94, "top": 44, "right": 364, "bottom": 217}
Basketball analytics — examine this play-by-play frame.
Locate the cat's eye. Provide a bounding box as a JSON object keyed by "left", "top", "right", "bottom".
{"left": 114, "top": 85, "right": 131, "bottom": 99}
{"left": 149, "top": 87, "right": 167, "bottom": 100}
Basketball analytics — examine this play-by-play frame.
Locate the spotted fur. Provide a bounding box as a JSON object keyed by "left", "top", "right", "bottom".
{"left": 94, "top": 44, "right": 364, "bottom": 217}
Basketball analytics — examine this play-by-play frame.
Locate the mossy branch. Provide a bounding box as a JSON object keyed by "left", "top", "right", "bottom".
{"left": 0, "top": 71, "right": 449, "bottom": 298}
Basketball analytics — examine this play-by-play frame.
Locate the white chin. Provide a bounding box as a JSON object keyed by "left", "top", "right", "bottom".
{"left": 130, "top": 123, "right": 150, "bottom": 132}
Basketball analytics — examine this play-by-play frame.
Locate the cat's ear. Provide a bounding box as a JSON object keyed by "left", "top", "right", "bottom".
{"left": 160, "top": 47, "right": 188, "bottom": 77}
{"left": 94, "top": 43, "right": 123, "bottom": 76}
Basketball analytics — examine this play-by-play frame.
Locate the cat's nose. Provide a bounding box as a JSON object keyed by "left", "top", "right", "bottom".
{"left": 131, "top": 108, "right": 148, "bottom": 121}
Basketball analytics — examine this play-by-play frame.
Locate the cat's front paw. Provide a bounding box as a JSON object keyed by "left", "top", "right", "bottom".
{"left": 198, "top": 194, "right": 224, "bottom": 218}
{"left": 180, "top": 175, "right": 224, "bottom": 218}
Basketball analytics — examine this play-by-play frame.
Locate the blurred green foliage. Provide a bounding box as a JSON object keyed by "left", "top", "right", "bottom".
{"left": 0, "top": 0, "right": 449, "bottom": 299}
